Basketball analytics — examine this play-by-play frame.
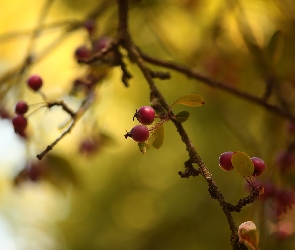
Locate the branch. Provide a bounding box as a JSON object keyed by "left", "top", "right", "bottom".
{"left": 116, "top": 1, "right": 246, "bottom": 249}
{"left": 139, "top": 51, "right": 295, "bottom": 122}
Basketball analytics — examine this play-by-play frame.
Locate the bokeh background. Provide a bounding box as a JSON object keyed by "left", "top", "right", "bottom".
{"left": 1, "top": 0, "right": 295, "bottom": 249}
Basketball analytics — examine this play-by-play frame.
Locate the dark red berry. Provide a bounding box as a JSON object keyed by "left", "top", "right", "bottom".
{"left": 251, "top": 157, "right": 266, "bottom": 176}
{"left": 84, "top": 19, "right": 96, "bottom": 34}
{"left": 124, "top": 125, "right": 149, "bottom": 143}
{"left": 15, "top": 101, "right": 28, "bottom": 115}
{"left": 92, "top": 36, "right": 111, "bottom": 52}
{"left": 219, "top": 151, "right": 234, "bottom": 171}
{"left": 276, "top": 150, "right": 295, "bottom": 172}
{"left": 27, "top": 75, "right": 43, "bottom": 91}
{"left": 75, "top": 46, "right": 91, "bottom": 60}
{"left": 79, "top": 139, "right": 99, "bottom": 155}
{"left": 0, "top": 107, "right": 10, "bottom": 119}
{"left": 12, "top": 115, "right": 27, "bottom": 132}
{"left": 133, "top": 106, "right": 155, "bottom": 125}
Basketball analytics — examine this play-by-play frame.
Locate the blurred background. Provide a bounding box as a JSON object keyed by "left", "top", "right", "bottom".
{"left": 1, "top": 0, "right": 295, "bottom": 249}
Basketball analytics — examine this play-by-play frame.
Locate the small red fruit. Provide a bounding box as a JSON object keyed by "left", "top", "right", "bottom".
{"left": 219, "top": 151, "right": 234, "bottom": 171}
{"left": 84, "top": 19, "right": 96, "bottom": 34}
{"left": 27, "top": 75, "right": 43, "bottom": 91}
{"left": 251, "top": 157, "right": 266, "bottom": 176}
{"left": 92, "top": 36, "right": 111, "bottom": 52}
{"left": 15, "top": 101, "right": 28, "bottom": 115}
{"left": 75, "top": 46, "right": 91, "bottom": 60}
{"left": 124, "top": 125, "right": 149, "bottom": 143}
{"left": 12, "top": 115, "right": 27, "bottom": 132}
{"left": 133, "top": 106, "right": 155, "bottom": 125}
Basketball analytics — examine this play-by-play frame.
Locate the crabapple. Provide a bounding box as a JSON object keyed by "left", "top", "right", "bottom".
{"left": 12, "top": 115, "right": 27, "bottom": 132}
{"left": 15, "top": 101, "right": 28, "bottom": 115}
{"left": 92, "top": 36, "right": 111, "bottom": 52}
{"left": 75, "top": 46, "right": 91, "bottom": 60}
{"left": 27, "top": 75, "right": 43, "bottom": 91}
{"left": 133, "top": 106, "right": 155, "bottom": 125}
{"left": 251, "top": 157, "right": 266, "bottom": 176}
{"left": 83, "top": 19, "right": 96, "bottom": 34}
{"left": 124, "top": 125, "right": 149, "bottom": 143}
{"left": 219, "top": 151, "right": 234, "bottom": 171}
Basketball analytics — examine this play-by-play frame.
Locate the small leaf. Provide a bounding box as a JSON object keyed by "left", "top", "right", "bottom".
{"left": 138, "top": 123, "right": 164, "bottom": 153}
{"left": 171, "top": 94, "right": 204, "bottom": 108}
{"left": 45, "top": 154, "right": 79, "bottom": 189}
{"left": 238, "top": 221, "right": 260, "bottom": 250}
{"left": 267, "top": 30, "right": 283, "bottom": 66}
{"left": 231, "top": 151, "right": 254, "bottom": 177}
{"left": 152, "top": 123, "right": 164, "bottom": 148}
{"left": 174, "top": 111, "right": 190, "bottom": 123}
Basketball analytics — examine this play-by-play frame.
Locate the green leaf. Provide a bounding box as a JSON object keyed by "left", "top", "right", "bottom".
{"left": 238, "top": 221, "right": 260, "bottom": 250}
{"left": 138, "top": 123, "right": 164, "bottom": 153}
{"left": 171, "top": 94, "right": 204, "bottom": 108}
{"left": 231, "top": 151, "right": 254, "bottom": 177}
{"left": 267, "top": 30, "right": 283, "bottom": 66}
{"left": 174, "top": 111, "right": 190, "bottom": 123}
{"left": 45, "top": 154, "right": 79, "bottom": 190}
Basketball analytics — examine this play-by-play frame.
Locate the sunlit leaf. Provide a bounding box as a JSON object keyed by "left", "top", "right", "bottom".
{"left": 231, "top": 151, "right": 254, "bottom": 177}
{"left": 174, "top": 111, "right": 190, "bottom": 123}
{"left": 238, "top": 221, "right": 259, "bottom": 250}
{"left": 267, "top": 30, "right": 283, "bottom": 66}
{"left": 138, "top": 122, "right": 164, "bottom": 153}
{"left": 171, "top": 94, "right": 204, "bottom": 108}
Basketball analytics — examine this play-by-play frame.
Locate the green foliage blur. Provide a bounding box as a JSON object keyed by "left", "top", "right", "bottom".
{"left": 1, "top": 0, "right": 295, "bottom": 249}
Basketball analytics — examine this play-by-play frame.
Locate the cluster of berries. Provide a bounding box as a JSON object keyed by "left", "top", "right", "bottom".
{"left": 219, "top": 151, "right": 266, "bottom": 176}
{"left": 12, "top": 75, "right": 43, "bottom": 135}
{"left": 124, "top": 106, "right": 155, "bottom": 143}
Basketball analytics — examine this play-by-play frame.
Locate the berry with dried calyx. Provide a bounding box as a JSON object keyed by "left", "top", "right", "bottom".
{"left": 219, "top": 151, "right": 234, "bottom": 171}
{"left": 251, "top": 157, "right": 266, "bottom": 176}
{"left": 124, "top": 125, "right": 149, "bottom": 143}
{"left": 133, "top": 106, "right": 155, "bottom": 125}
{"left": 15, "top": 101, "right": 28, "bottom": 115}
{"left": 27, "top": 75, "right": 43, "bottom": 91}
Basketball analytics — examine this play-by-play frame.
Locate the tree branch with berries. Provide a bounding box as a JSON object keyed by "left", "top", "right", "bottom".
{"left": 2, "top": 0, "right": 295, "bottom": 249}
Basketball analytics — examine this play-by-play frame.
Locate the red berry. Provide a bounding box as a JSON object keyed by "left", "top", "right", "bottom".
{"left": 12, "top": 115, "right": 27, "bottom": 132}
{"left": 219, "top": 151, "right": 234, "bottom": 171}
{"left": 0, "top": 107, "right": 10, "bottom": 119}
{"left": 124, "top": 125, "right": 149, "bottom": 143}
{"left": 84, "top": 19, "right": 96, "bottom": 34}
{"left": 15, "top": 101, "right": 28, "bottom": 115}
{"left": 27, "top": 75, "right": 43, "bottom": 91}
{"left": 251, "top": 157, "right": 266, "bottom": 176}
{"left": 133, "top": 106, "right": 155, "bottom": 125}
{"left": 92, "top": 36, "right": 111, "bottom": 52}
{"left": 75, "top": 46, "right": 91, "bottom": 60}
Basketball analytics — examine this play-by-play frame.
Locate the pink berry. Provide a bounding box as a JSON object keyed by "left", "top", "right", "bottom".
{"left": 133, "top": 106, "right": 155, "bottom": 125}
{"left": 92, "top": 36, "right": 111, "bottom": 52}
{"left": 84, "top": 19, "right": 96, "bottom": 34}
{"left": 15, "top": 101, "right": 28, "bottom": 115}
{"left": 12, "top": 115, "right": 27, "bottom": 132}
{"left": 219, "top": 151, "right": 234, "bottom": 171}
{"left": 75, "top": 46, "right": 91, "bottom": 60}
{"left": 124, "top": 125, "right": 149, "bottom": 143}
{"left": 251, "top": 157, "right": 266, "bottom": 176}
{"left": 27, "top": 75, "right": 43, "bottom": 91}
